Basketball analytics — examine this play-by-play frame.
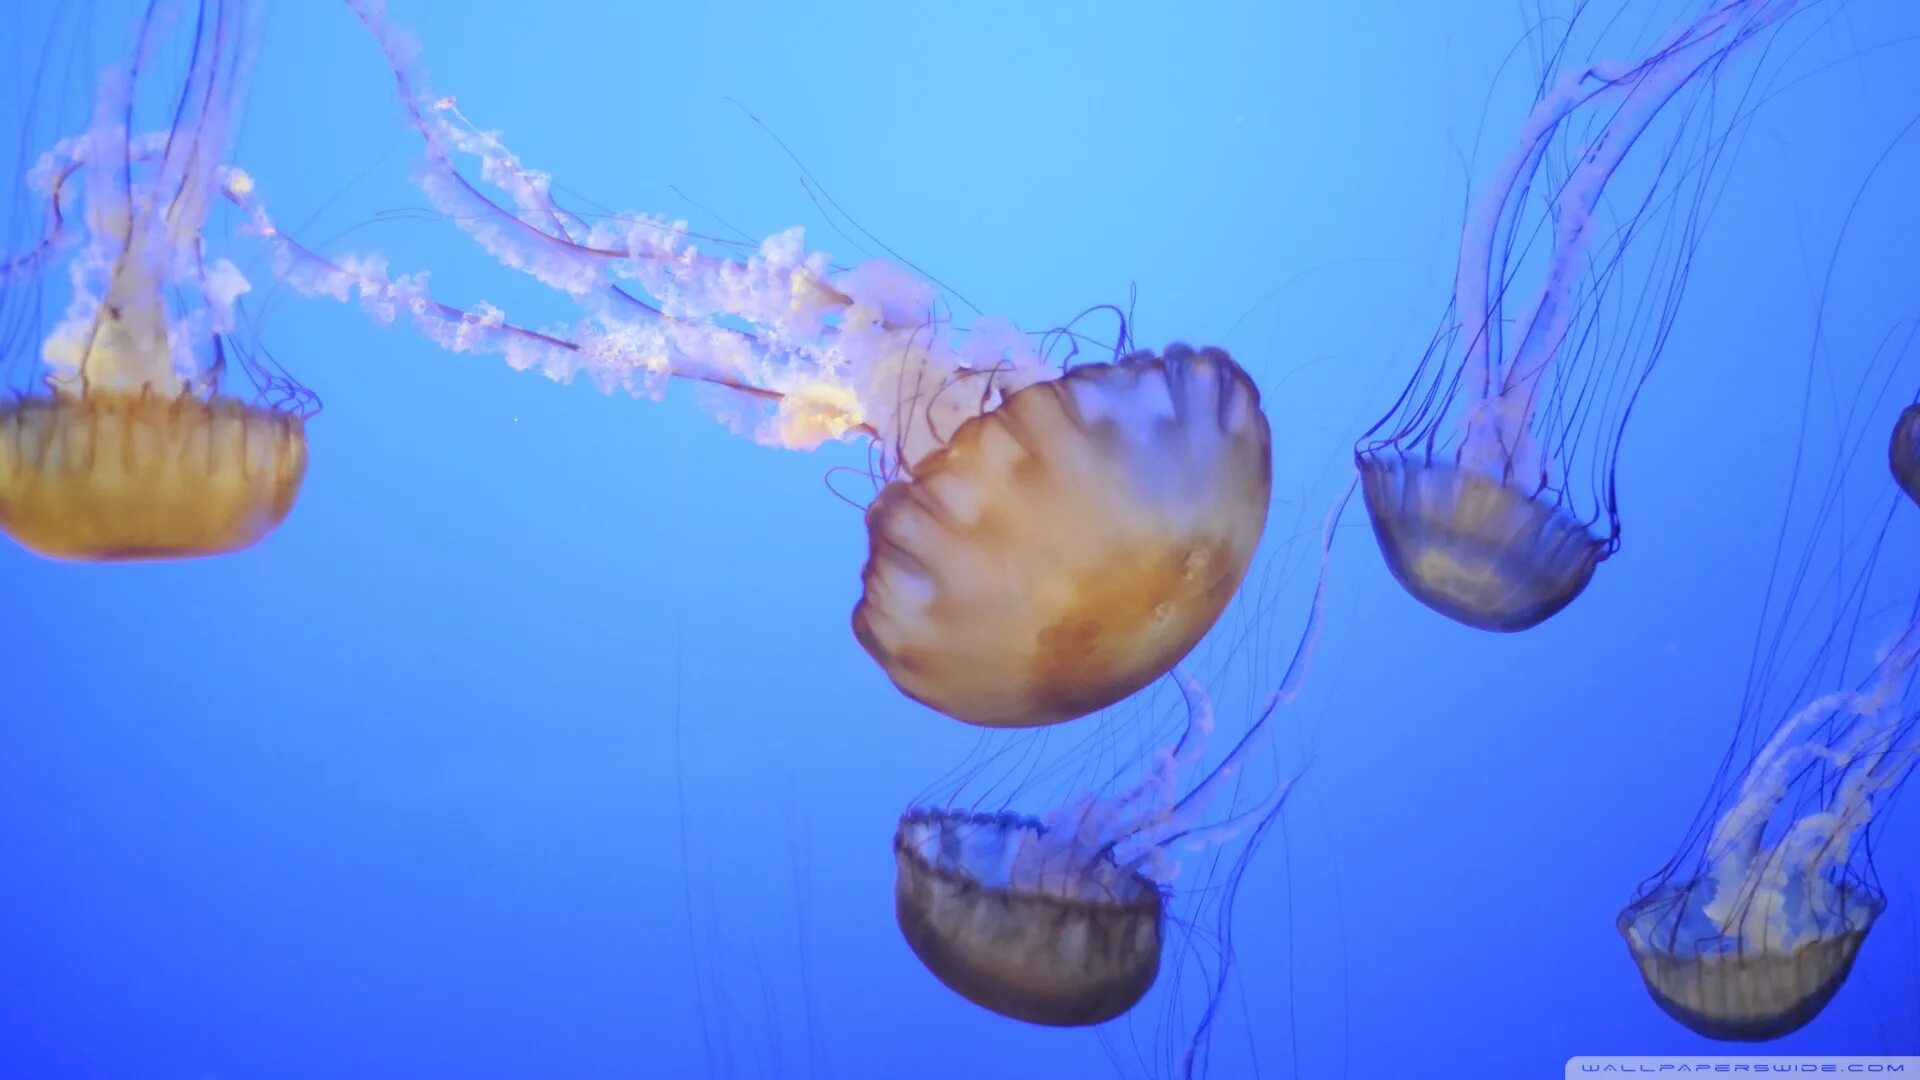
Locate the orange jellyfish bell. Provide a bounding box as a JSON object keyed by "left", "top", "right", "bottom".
{"left": 0, "top": 385, "right": 306, "bottom": 561}
{"left": 852, "top": 343, "right": 1272, "bottom": 729}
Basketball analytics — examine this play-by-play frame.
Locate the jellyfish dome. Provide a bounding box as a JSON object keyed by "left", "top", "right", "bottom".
{"left": 0, "top": 0, "right": 312, "bottom": 562}
{"left": 1356, "top": 457, "right": 1603, "bottom": 632}
{"left": 1891, "top": 402, "right": 1920, "bottom": 507}
{"left": 1618, "top": 877, "right": 1883, "bottom": 1042}
{"left": 893, "top": 808, "right": 1164, "bottom": 1027}
{"left": 259, "top": 4, "right": 1269, "bottom": 726}
{"left": 0, "top": 391, "right": 305, "bottom": 562}
{"left": 1357, "top": 0, "right": 1810, "bottom": 631}
{"left": 855, "top": 344, "right": 1271, "bottom": 728}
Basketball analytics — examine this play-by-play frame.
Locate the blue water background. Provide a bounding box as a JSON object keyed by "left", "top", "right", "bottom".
{"left": 2, "top": 2, "right": 1917, "bottom": 1076}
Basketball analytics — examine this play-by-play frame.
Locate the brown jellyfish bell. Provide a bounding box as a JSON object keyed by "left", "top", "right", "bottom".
{"left": 893, "top": 807, "right": 1165, "bottom": 1027}
{"left": 1356, "top": 455, "right": 1606, "bottom": 633}
{"left": 1890, "top": 402, "right": 1919, "bottom": 508}
{"left": 1618, "top": 884, "right": 1881, "bottom": 1042}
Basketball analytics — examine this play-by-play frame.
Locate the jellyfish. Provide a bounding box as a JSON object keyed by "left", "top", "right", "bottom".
{"left": 1891, "top": 402, "right": 1920, "bottom": 508}
{"left": 1619, "top": 326, "right": 1920, "bottom": 1041}
{"left": 0, "top": 0, "right": 314, "bottom": 563}
{"left": 1619, "top": 623, "right": 1918, "bottom": 1040}
{"left": 232, "top": 2, "right": 1272, "bottom": 728}
{"left": 1356, "top": 0, "right": 1813, "bottom": 631}
{"left": 894, "top": 671, "right": 1282, "bottom": 1029}
{"left": 892, "top": 483, "right": 1346, "bottom": 1076}
{"left": 852, "top": 345, "right": 1271, "bottom": 729}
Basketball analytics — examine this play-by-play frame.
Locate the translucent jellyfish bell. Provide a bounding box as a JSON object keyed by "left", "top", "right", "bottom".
{"left": 0, "top": 1, "right": 311, "bottom": 562}
{"left": 1618, "top": 877, "right": 1883, "bottom": 1042}
{"left": 1891, "top": 403, "right": 1920, "bottom": 507}
{"left": 855, "top": 344, "right": 1271, "bottom": 728}
{"left": 892, "top": 667, "right": 1293, "bottom": 1026}
{"left": 1356, "top": 456, "right": 1605, "bottom": 632}
{"left": 1357, "top": 1, "right": 1807, "bottom": 631}
{"left": 893, "top": 809, "right": 1165, "bottom": 1027}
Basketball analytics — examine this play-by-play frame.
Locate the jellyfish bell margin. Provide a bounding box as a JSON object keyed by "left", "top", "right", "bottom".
{"left": 893, "top": 808, "right": 1164, "bottom": 1028}
{"left": 1354, "top": 452, "right": 1611, "bottom": 633}
{"left": 853, "top": 344, "right": 1273, "bottom": 729}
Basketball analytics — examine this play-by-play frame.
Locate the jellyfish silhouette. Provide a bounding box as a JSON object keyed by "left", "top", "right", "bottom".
{"left": 241, "top": 2, "right": 1271, "bottom": 728}
{"left": 892, "top": 674, "right": 1220, "bottom": 1028}
{"left": 1891, "top": 402, "right": 1920, "bottom": 507}
{"left": 0, "top": 0, "right": 315, "bottom": 562}
{"left": 892, "top": 484, "right": 1346, "bottom": 1077}
{"left": 1356, "top": 0, "right": 1813, "bottom": 631}
{"left": 1620, "top": 323, "right": 1920, "bottom": 1041}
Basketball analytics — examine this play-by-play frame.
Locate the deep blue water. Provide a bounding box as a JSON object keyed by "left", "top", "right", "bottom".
{"left": 2, "top": 2, "right": 1918, "bottom": 1077}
